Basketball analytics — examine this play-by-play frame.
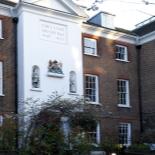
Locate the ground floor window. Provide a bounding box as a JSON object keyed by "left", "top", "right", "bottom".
{"left": 119, "top": 123, "right": 131, "bottom": 146}
{"left": 64, "top": 116, "right": 101, "bottom": 145}
{"left": 0, "top": 62, "right": 3, "bottom": 95}
{"left": 86, "top": 122, "right": 100, "bottom": 144}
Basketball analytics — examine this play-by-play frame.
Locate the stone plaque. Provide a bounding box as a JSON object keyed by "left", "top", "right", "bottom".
{"left": 40, "top": 20, "right": 67, "bottom": 44}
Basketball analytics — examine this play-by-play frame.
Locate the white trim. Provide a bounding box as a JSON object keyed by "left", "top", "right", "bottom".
{"left": 0, "top": 62, "right": 3, "bottom": 95}
{"left": 138, "top": 30, "right": 155, "bottom": 45}
{"left": 0, "top": 4, "right": 13, "bottom": 17}
{"left": 0, "top": 20, "right": 3, "bottom": 39}
{"left": 89, "top": 102, "right": 101, "bottom": 105}
{"left": 128, "top": 123, "right": 132, "bottom": 146}
{"left": 14, "top": 2, "right": 87, "bottom": 22}
{"left": 84, "top": 53, "right": 98, "bottom": 57}
{"left": 60, "top": 0, "right": 88, "bottom": 18}
{"left": 68, "top": 93, "right": 79, "bottom": 96}
{"left": 30, "top": 88, "right": 42, "bottom": 92}
{"left": 47, "top": 72, "right": 65, "bottom": 78}
{"left": 84, "top": 53, "right": 100, "bottom": 57}
{"left": 82, "top": 23, "right": 138, "bottom": 44}
{"left": 0, "top": 115, "right": 3, "bottom": 126}
{"left": 115, "top": 59, "right": 130, "bottom": 63}
{"left": 118, "top": 104, "right": 131, "bottom": 108}
{"left": 96, "top": 122, "right": 101, "bottom": 144}
{"left": 23, "top": 0, "right": 88, "bottom": 18}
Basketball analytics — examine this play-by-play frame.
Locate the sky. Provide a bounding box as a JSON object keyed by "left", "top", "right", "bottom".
{"left": 11, "top": 0, "right": 155, "bottom": 30}
{"left": 73, "top": 0, "right": 155, "bottom": 30}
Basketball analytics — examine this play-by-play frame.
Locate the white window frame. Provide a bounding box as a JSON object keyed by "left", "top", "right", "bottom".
{"left": 117, "top": 79, "right": 130, "bottom": 107}
{"left": 119, "top": 123, "right": 131, "bottom": 146}
{"left": 0, "top": 62, "right": 3, "bottom": 96}
{"left": 115, "top": 45, "right": 128, "bottom": 62}
{"left": 86, "top": 121, "right": 101, "bottom": 144}
{"left": 0, "top": 115, "right": 3, "bottom": 126}
{"left": 83, "top": 37, "right": 97, "bottom": 56}
{"left": 96, "top": 122, "right": 101, "bottom": 144}
{"left": 85, "top": 74, "right": 99, "bottom": 104}
{"left": 0, "top": 20, "right": 3, "bottom": 39}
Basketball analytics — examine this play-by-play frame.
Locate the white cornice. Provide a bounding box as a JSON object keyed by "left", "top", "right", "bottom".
{"left": 13, "top": 2, "right": 87, "bottom": 23}
{"left": 22, "top": 0, "right": 88, "bottom": 18}
{"left": 61, "top": 0, "right": 88, "bottom": 18}
{"left": 82, "top": 23, "right": 138, "bottom": 44}
{"left": 82, "top": 23, "right": 155, "bottom": 45}
{"left": 138, "top": 31, "right": 155, "bottom": 45}
{"left": 0, "top": 3, "right": 13, "bottom": 17}
{"left": 13, "top": 3, "right": 87, "bottom": 24}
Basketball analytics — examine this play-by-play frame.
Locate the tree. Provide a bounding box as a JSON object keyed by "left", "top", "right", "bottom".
{"left": 19, "top": 93, "right": 103, "bottom": 155}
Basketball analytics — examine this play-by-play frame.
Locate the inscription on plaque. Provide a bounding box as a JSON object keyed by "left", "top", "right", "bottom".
{"left": 40, "top": 20, "right": 67, "bottom": 44}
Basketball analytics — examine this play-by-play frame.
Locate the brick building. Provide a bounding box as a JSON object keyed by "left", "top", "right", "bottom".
{"left": 2, "top": 0, "right": 154, "bottom": 146}
{"left": 82, "top": 12, "right": 141, "bottom": 146}
{"left": 0, "top": 1, "right": 17, "bottom": 125}
{"left": 133, "top": 18, "right": 155, "bottom": 141}
{"left": 81, "top": 12, "right": 155, "bottom": 145}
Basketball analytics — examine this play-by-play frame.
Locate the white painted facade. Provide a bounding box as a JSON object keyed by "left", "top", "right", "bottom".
{"left": 14, "top": 0, "right": 87, "bottom": 106}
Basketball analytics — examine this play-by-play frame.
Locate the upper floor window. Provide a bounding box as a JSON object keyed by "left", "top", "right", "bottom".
{"left": 117, "top": 79, "right": 130, "bottom": 107}
{"left": 85, "top": 74, "right": 99, "bottom": 103}
{"left": 115, "top": 45, "right": 128, "bottom": 61}
{"left": 69, "top": 71, "right": 77, "bottom": 93}
{"left": 119, "top": 123, "right": 131, "bottom": 146}
{"left": 84, "top": 37, "right": 97, "bottom": 56}
{"left": 32, "top": 65, "right": 40, "bottom": 89}
{"left": 0, "top": 20, "right": 3, "bottom": 39}
{"left": 0, "top": 62, "right": 3, "bottom": 95}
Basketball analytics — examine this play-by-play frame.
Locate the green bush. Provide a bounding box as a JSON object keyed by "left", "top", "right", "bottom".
{"left": 0, "top": 117, "right": 16, "bottom": 151}
{"left": 127, "top": 143, "right": 150, "bottom": 153}
{"left": 70, "top": 131, "right": 93, "bottom": 155}
{"left": 20, "top": 116, "right": 66, "bottom": 155}
{"left": 18, "top": 95, "right": 103, "bottom": 155}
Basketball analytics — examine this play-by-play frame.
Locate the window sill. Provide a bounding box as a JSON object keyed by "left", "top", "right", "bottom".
{"left": 115, "top": 59, "right": 130, "bottom": 63}
{"left": 0, "top": 37, "right": 4, "bottom": 40}
{"left": 47, "top": 72, "right": 65, "bottom": 78}
{"left": 118, "top": 104, "right": 131, "bottom": 108}
{"left": 30, "top": 88, "right": 42, "bottom": 92}
{"left": 84, "top": 53, "right": 99, "bottom": 57}
{"left": 68, "top": 93, "right": 79, "bottom": 96}
{"left": 0, "top": 94, "right": 5, "bottom": 96}
{"left": 88, "top": 102, "right": 102, "bottom": 105}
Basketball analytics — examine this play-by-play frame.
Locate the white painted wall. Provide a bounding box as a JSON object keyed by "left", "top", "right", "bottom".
{"left": 17, "top": 3, "right": 84, "bottom": 107}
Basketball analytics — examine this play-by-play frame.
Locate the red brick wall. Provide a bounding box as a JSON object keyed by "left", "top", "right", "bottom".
{"left": 140, "top": 40, "right": 155, "bottom": 131}
{"left": 0, "top": 15, "right": 16, "bottom": 114}
{"left": 82, "top": 33, "right": 140, "bottom": 143}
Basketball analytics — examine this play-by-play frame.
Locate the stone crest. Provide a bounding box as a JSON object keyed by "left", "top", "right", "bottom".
{"left": 48, "top": 60, "right": 63, "bottom": 75}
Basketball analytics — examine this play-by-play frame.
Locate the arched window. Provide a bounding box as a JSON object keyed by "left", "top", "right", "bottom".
{"left": 69, "top": 71, "right": 77, "bottom": 93}
{"left": 32, "top": 65, "right": 40, "bottom": 88}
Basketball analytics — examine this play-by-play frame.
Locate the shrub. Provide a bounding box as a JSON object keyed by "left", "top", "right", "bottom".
{"left": 19, "top": 95, "right": 100, "bottom": 155}
{"left": 0, "top": 116, "right": 16, "bottom": 151}
{"left": 127, "top": 143, "right": 150, "bottom": 153}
